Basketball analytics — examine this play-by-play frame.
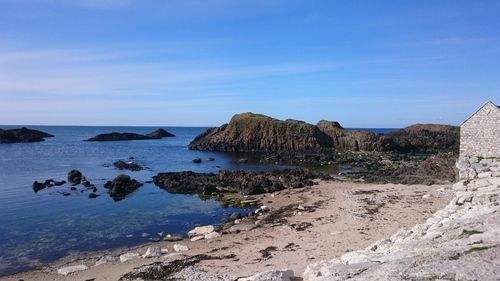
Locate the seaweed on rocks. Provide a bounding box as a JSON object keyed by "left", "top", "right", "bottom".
{"left": 120, "top": 254, "right": 237, "bottom": 281}
{"left": 153, "top": 168, "right": 332, "bottom": 198}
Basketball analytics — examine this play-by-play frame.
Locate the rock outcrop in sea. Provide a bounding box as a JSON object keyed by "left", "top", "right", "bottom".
{"left": 189, "top": 113, "right": 325, "bottom": 152}
{"left": 153, "top": 168, "right": 332, "bottom": 196}
{"left": 188, "top": 112, "right": 459, "bottom": 153}
{"left": 85, "top": 128, "right": 175, "bottom": 141}
{"left": 104, "top": 174, "right": 143, "bottom": 201}
{"left": 300, "top": 156, "right": 500, "bottom": 281}
{"left": 0, "top": 127, "right": 54, "bottom": 143}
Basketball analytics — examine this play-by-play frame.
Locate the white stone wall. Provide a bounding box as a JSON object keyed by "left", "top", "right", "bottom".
{"left": 460, "top": 102, "right": 500, "bottom": 158}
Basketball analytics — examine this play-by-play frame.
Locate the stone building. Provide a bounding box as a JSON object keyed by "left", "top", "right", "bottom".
{"left": 460, "top": 101, "right": 500, "bottom": 158}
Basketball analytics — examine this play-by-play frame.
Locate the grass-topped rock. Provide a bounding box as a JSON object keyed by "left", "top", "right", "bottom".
{"left": 188, "top": 112, "right": 459, "bottom": 153}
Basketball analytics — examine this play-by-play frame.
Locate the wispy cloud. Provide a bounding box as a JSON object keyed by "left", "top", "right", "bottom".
{"left": 21, "top": 0, "right": 133, "bottom": 10}
{"left": 0, "top": 44, "right": 336, "bottom": 98}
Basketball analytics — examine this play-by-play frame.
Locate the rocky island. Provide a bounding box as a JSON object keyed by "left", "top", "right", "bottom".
{"left": 85, "top": 128, "right": 175, "bottom": 141}
{"left": 188, "top": 112, "right": 459, "bottom": 153}
{"left": 0, "top": 127, "right": 54, "bottom": 143}
{"left": 188, "top": 112, "right": 459, "bottom": 185}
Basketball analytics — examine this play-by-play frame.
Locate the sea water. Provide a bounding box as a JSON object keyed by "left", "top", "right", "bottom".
{"left": 0, "top": 125, "right": 396, "bottom": 276}
{"left": 0, "top": 126, "right": 285, "bottom": 275}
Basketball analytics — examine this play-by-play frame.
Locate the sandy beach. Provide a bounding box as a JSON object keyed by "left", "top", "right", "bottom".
{"left": 3, "top": 179, "right": 454, "bottom": 281}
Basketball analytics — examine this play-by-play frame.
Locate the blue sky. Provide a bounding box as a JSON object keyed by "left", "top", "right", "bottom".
{"left": 1, "top": 0, "right": 499, "bottom": 127}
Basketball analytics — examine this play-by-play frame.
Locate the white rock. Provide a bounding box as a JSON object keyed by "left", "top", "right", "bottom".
{"left": 340, "top": 251, "right": 371, "bottom": 265}
{"left": 173, "top": 244, "right": 189, "bottom": 252}
{"left": 142, "top": 246, "right": 162, "bottom": 258}
{"left": 57, "top": 264, "right": 88, "bottom": 275}
{"left": 204, "top": 231, "right": 221, "bottom": 239}
{"left": 188, "top": 225, "right": 215, "bottom": 237}
{"left": 478, "top": 171, "right": 493, "bottom": 178}
{"left": 238, "top": 269, "right": 294, "bottom": 281}
{"left": 120, "top": 252, "right": 141, "bottom": 262}
{"left": 490, "top": 166, "right": 500, "bottom": 172}
{"left": 190, "top": 235, "right": 205, "bottom": 241}
{"left": 422, "top": 194, "right": 431, "bottom": 199}
{"left": 302, "top": 259, "right": 341, "bottom": 281}
{"left": 95, "top": 255, "right": 115, "bottom": 266}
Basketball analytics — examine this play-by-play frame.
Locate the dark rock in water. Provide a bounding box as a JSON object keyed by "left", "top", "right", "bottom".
{"left": 70, "top": 186, "right": 77, "bottom": 191}
{"left": 104, "top": 174, "right": 143, "bottom": 201}
{"left": 153, "top": 168, "right": 331, "bottom": 196}
{"left": 32, "top": 179, "right": 68, "bottom": 193}
{"left": 114, "top": 160, "right": 143, "bottom": 171}
{"left": 85, "top": 129, "right": 175, "bottom": 141}
{"left": 43, "top": 179, "right": 54, "bottom": 187}
{"left": 192, "top": 158, "right": 202, "bottom": 163}
{"left": 54, "top": 180, "right": 66, "bottom": 186}
{"left": 230, "top": 212, "right": 241, "bottom": 220}
{"left": 0, "top": 127, "right": 54, "bottom": 143}
{"left": 153, "top": 171, "right": 216, "bottom": 195}
{"left": 61, "top": 191, "right": 71, "bottom": 196}
{"left": 32, "top": 181, "right": 46, "bottom": 192}
{"left": 88, "top": 193, "right": 100, "bottom": 199}
{"left": 67, "top": 169, "right": 83, "bottom": 184}
{"left": 146, "top": 128, "right": 175, "bottom": 138}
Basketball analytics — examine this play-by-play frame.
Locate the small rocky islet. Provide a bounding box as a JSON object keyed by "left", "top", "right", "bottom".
{"left": 85, "top": 128, "right": 175, "bottom": 141}
{"left": 0, "top": 127, "right": 54, "bottom": 143}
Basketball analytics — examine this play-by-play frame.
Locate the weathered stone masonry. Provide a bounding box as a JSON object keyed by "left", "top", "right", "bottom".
{"left": 460, "top": 101, "right": 500, "bottom": 158}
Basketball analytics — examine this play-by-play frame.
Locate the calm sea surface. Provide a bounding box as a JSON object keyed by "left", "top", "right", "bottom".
{"left": 0, "top": 126, "right": 395, "bottom": 276}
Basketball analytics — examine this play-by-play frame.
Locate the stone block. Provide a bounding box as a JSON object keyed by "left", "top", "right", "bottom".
{"left": 120, "top": 252, "right": 141, "bottom": 262}
{"left": 204, "top": 231, "right": 221, "bottom": 239}
{"left": 142, "top": 246, "right": 162, "bottom": 258}
{"left": 190, "top": 235, "right": 204, "bottom": 242}
{"left": 173, "top": 244, "right": 189, "bottom": 252}
{"left": 238, "top": 269, "right": 294, "bottom": 281}
{"left": 478, "top": 171, "right": 493, "bottom": 178}
{"left": 57, "top": 264, "right": 88, "bottom": 275}
{"left": 340, "top": 251, "right": 371, "bottom": 265}
{"left": 188, "top": 225, "right": 215, "bottom": 237}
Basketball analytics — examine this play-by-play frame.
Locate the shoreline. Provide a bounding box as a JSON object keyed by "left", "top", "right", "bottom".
{"left": 2, "top": 179, "right": 454, "bottom": 280}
